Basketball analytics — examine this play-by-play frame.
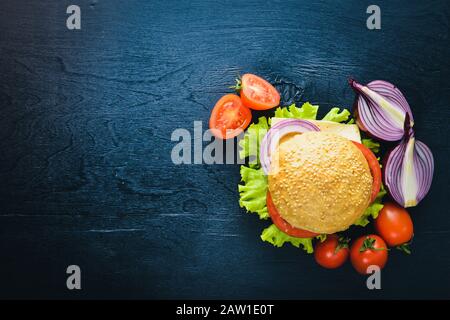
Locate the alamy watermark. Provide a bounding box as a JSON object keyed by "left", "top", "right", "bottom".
{"left": 66, "top": 265, "right": 81, "bottom": 290}
{"left": 66, "top": 5, "right": 81, "bottom": 30}
{"left": 65, "top": 4, "right": 381, "bottom": 32}
{"left": 366, "top": 265, "right": 382, "bottom": 289}
{"left": 171, "top": 121, "right": 253, "bottom": 166}
{"left": 169, "top": 121, "right": 289, "bottom": 175}
{"left": 367, "top": 5, "right": 381, "bottom": 30}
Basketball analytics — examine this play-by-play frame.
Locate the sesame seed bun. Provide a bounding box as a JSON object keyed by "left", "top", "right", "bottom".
{"left": 268, "top": 132, "right": 372, "bottom": 234}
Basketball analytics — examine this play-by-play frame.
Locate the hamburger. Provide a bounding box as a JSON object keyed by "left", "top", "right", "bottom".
{"left": 268, "top": 131, "right": 372, "bottom": 234}
{"left": 262, "top": 118, "right": 379, "bottom": 236}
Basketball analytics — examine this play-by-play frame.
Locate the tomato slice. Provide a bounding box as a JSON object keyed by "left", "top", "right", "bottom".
{"left": 209, "top": 94, "right": 252, "bottom": 139}
{"left": 240, "top": 74, "right": 280, "bottom": 110}
{"left": 267, "top": 192, "right": 319, "bottom": 238}
{"left": 352, "top": 141, "right": 382, "bottom": 203}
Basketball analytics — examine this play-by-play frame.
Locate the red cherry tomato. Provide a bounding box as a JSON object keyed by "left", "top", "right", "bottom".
{"left": 266, "top": 192, "right": 318, "bottom": 238}
{"left": 314, "top": 235, "right": 349, "bottom": 269}
{"left": 375, "top": 202, "right": 413, "bottom": 247}
{"left": 239, "top": 74, "right": 280, "bottom": 110}
{"left": 350, "top": 234, "right": 388, "bottom": 274}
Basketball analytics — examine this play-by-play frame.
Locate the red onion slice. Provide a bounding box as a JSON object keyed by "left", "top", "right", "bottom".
{"left": 350, "top": 79, "right": 414, "bottom": 141}
{"left": 383, "top": 132, "right": 434, "bottom": 207}
{"left": 259, "top": 119, "right": 320, "bottom": 175}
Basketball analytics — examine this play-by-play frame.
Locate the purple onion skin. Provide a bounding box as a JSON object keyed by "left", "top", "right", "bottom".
{"left": 349, "top": 78, "right": 413, "bottom": 142}
{"left": 353, "top": 96, "right": 387, "bottom": 142}
{"left": 382, "top": 133, "right": 434, "bottom": 208}
{"left": 351, "top": 81, "right": 377, "bottom": 140}
{"left": 353, "top": 97, "right": 368, "bottom": 133}
{"left": 383, "top": 142, "right": 408, "bottom": 207}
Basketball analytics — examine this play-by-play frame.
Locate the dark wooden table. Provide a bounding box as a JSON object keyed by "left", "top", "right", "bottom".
{"left": 0, "top": 0, "right": 449, "bottom": 299}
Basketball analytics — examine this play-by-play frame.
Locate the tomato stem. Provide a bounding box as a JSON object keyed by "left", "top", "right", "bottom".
{"left": 229, "top": 78, "right": 242, "bottom": 92}
{"left": 396, "top": 243, "right": 412, "bottom": 255}
{"left": 335, "top": 236, "right": 350, "bottom": 254}
{"left": 359, "top": 237, "right": 388, "bottom": 252}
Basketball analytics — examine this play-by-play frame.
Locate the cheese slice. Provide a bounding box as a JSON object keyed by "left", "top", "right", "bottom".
{"left": 271, "top": 117, "right": 361, "bottom": 143}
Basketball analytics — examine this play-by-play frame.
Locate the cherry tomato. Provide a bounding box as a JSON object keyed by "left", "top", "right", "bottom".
{"left": 209, "top": 94, "right": 252, "bottom": 139}
{"left": 267, "top": 192, "right": 318, "bottom": 238}
{"left": 350, "top": 235, "right": 388, "bottom": 274}
{"left": 352, "top": 141, "right": 382, "bottom": 203}
{"left": 314, "top": 235, "right": 349, "bottom": 269}
{"left": 374, "top": 202, "right": 413, "bottom": 247}
{"left": 239, "top": 74, "right": 280, "bottom": 110}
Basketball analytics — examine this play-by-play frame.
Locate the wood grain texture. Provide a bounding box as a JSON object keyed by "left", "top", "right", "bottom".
{"left": 0, "top": 0, "right": 449, "bottom": 299}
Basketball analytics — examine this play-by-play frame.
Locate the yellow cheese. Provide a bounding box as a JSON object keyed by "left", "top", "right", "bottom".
{"left": 271, "top": 117, "right": 361, "bottom": 143}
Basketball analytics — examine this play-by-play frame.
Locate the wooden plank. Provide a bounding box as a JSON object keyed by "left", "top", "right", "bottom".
{"left": 0, "top": 0, "right": 449, "bottom": 298}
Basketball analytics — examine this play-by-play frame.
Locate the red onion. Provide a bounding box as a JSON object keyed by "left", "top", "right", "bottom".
{"left": 259, "top": 119, "right": 320, "bottom": 175}
{"left": 383, "top": 131, "right": 434, "bottom": 208}
{"left": 350, "top": 79, "right": 414, "bottom": 141}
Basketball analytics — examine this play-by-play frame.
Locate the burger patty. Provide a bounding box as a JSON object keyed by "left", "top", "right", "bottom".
{"left": 268, "top": 132, "right": 372, "bottom": 234}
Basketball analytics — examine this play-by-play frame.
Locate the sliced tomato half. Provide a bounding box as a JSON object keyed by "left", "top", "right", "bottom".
{"left": 240, "top": 74, "right": 280, "bottom": 110}
{"left": 209, "top": 94, "right": 252, "bottom": 139}
{"left": 267, "top": 192, "right": 319, "bottom": 238}
{"left": 352, "top": 141, "right": 382, "bottom": 203}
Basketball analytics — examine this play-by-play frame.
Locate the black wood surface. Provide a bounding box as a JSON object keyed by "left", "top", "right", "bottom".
{"left": 0, "top": 0, "right": 449, "bottom": 299}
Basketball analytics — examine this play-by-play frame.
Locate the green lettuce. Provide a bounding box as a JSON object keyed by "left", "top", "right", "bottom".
{"left": 322, "top": 107, "right": 351, "bottom": 123}
{"left": 238, "top": 166, "right": 268, "bottom": 219}
{"left": 272, "top": 102, "right": 318, "bottom": 121}
{"left": 362, "top": 138, "right": 380, "bottom": 154}
{"left": 353, "top": 185, "right": 387, "bottom": 227}
{"left": 238, "top": 117, "right": 269, "bottom": 167}
{"left": 260, "top": 224, "right": 314, "bottom": 253}
{"left": 315, "top": 234, "right": 327, "bottom": 243}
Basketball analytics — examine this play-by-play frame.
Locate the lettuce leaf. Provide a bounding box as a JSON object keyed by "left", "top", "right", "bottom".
{"left": 238, "top": 117, "right": 269, "bottom": 167}
{"left": 273, "top": 102, "right": 318, "bottom": 121}
{"left": 322, "top": 107, "right": 351, "bottom": 123}
{"left": 261, "top": 224, "right": 314, "bottom": 253}
{"left": 362, "top": 138, "right": 380, "bottom": 154}
{"left": 353, "top": 185, "right": 387, "bottom": 227}
{"left": 238, "top": 166, "right": 268, "bottom": 219}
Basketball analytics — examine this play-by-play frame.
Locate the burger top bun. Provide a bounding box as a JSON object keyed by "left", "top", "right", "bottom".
{"left": 268, "top": 132, "right": 372, "bottom": 234}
